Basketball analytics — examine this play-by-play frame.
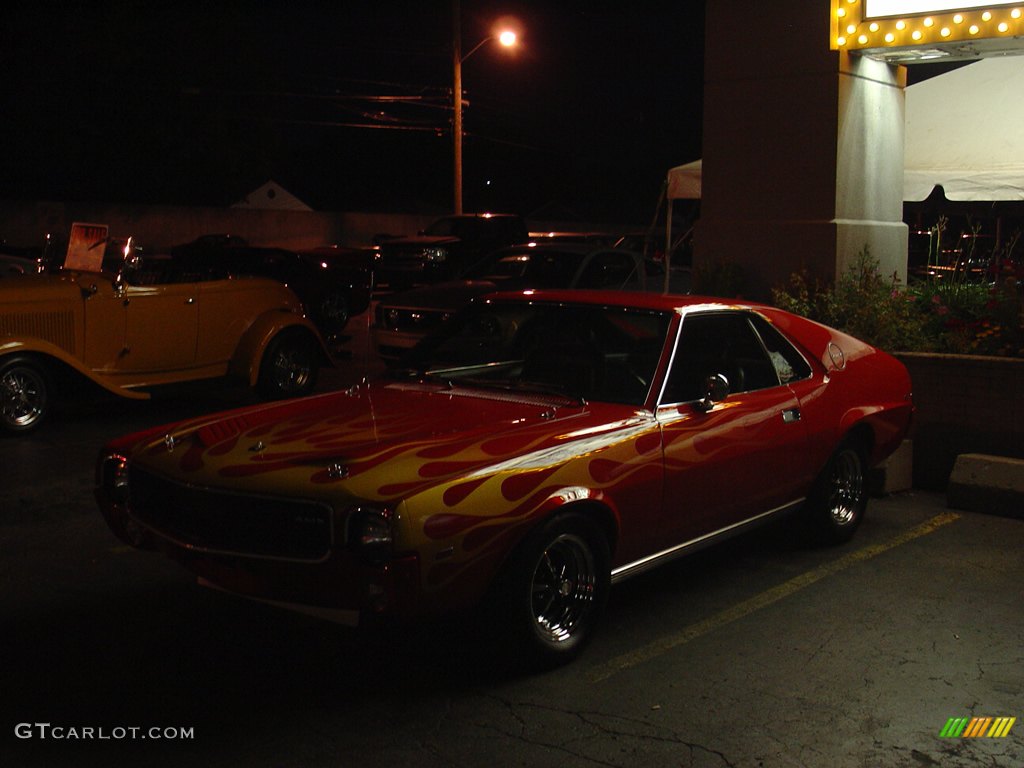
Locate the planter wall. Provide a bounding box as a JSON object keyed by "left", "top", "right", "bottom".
{"left": 894, "top": 352, "right": 1024, "bottom": 490}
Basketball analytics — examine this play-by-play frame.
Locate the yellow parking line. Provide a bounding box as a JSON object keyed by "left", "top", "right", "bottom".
{"left": 588, "top": 512, "right": 961, "bottom": 683}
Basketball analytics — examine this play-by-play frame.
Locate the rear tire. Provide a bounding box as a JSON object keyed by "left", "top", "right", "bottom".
{"left": 803, "top": 439, "right": 868, "bottom": 545}
{"left": 256, "top": 330, "right": 319, "bottom": 399}
{"left": 0, "top": 357, "right": 50, "bottom": 434}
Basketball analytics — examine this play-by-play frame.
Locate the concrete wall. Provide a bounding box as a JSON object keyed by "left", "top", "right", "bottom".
{"left": 896, "top": 352, "right": 1024, "bottom": 490}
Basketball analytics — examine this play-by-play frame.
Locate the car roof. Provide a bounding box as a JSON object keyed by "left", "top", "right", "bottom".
{"left": 490, "top": 242, "right": 601, "bottom": 256}
{"left": 478, "top": 288, "right": 773, "bottom": 315}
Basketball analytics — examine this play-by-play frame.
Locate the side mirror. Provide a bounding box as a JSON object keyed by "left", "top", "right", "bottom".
{"left": 697, "top": 373, "right": 730, "bottom": 412}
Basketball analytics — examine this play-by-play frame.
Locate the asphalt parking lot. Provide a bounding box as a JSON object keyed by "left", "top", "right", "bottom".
{"left": 2, "top": 313, "right": 1022, "bottom": 768}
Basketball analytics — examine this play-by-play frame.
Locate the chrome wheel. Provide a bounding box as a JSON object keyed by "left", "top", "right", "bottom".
{"left": 827, "top": 448, "right": 865, "bottom": 527}
{"left": 530, "top": 533, "right": 597, "bottom": 645}
{"left": 257, "top": 332, "right": 319, "bottom": 399}
{"left": 491, "top": 512, "right": 610, "bottom": 667}
{"left": 804, "top": 439, "right": 868, "bottom": 545}
{"left": 0, "top": 360, "right": 48, "bottom": 433}
{"left": 270, "top": 346, "right": 313, "bottom": 393}
{"left": 319, "top": 292, "right": 350, "bottom": 336}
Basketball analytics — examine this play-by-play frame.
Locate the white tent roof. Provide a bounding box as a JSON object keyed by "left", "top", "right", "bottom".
{"left": 666, "top": 159, "right": 702, "bottom": 200}
{"left": 668, "top": 56, "right": 1024, "bottom": 203}
{"left": 904, "top": 56, "right": 1024, "bottom": 201}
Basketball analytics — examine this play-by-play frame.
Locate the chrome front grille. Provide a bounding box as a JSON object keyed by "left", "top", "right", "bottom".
{"left": 128, "top": 466, "right": 333, "bottom": 562}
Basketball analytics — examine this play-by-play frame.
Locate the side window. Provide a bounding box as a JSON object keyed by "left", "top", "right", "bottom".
{"left": 575, "top": 252, "right": 638, "bottom": 289}
{"left": 661, "top": 313, "right": 781, "bottom": 403}
{"left": 750, "top": 315, "right": 813, "bottom": 384}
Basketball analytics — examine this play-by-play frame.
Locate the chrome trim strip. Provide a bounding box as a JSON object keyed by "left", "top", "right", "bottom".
{"left": 610, "top": 498, "right": 805, "bottom": 585}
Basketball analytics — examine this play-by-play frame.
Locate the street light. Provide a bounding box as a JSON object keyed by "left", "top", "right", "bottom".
{"left": 452, "top": 1, "right": 518, "bottom": 215}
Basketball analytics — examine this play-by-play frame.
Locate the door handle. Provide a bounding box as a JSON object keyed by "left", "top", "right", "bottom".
{"left": 782, "top": 408, "right": 801, "bottom": 423}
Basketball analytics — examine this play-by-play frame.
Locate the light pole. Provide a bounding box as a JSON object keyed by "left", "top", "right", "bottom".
{"left": 452, "top": 0, "right": 517, "bottom": 215}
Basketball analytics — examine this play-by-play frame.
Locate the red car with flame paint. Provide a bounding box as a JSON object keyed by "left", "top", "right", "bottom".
{"left": 96, "top": 290, "right": 913, "bottom": 666}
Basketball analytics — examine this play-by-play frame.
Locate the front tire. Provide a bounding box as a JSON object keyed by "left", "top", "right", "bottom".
{"left": 256, "top": 330, "right": 319, "bottom": 400}
{"left": 0, "top": 357, "right": 50, "bottom": 434}
{"left": 494, "top": 512, "right": 610, "bottom": 668}
{"left": 804, "top": 439, "right": 868, "bottom": 545}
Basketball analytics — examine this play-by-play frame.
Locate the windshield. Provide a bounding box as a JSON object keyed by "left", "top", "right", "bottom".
{"left": 398, "top": 300, "right": 671, "bottom": 406}
{"left": 461, "top": 248, "right": 586, "bottom": 286}
{"left": 424, "top": 217, "right": 478, "bottom": 238}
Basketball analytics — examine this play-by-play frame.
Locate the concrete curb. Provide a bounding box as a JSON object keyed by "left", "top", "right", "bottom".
{"left": 946, "top": 453, "right": 1024, "bottom": 519}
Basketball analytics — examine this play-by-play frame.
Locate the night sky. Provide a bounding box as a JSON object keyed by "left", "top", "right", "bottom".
{"left": 1, "top": 1, "right": 706, "bottom": 223}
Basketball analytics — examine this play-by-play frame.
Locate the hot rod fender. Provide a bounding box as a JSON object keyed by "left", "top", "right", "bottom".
{"left": 229, "top": 310, "right": 332, "bottom": 387}
{"left": 0, "top": 339, "right": 150, "bottom": 399}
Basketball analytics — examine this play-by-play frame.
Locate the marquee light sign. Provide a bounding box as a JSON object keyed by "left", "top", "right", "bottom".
{"left": 831, "top": 0, "right": 1024, "bottom": 58}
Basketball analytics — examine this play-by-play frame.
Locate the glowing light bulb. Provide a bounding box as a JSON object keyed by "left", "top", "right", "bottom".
{"left": 896, "top": 20, "right": 906, "bottom": 30}
{"left": 953, "top": 14, "right": 963, "bottom": 23}
{"left": 982, "top": 11, "right": 992, "bottom": 21}
{"left": 869, "top": 22, "right": 879, "bottom": 31}
{"left": 858, "top": 33, "right": 868, "bottom": 44}
{"left": 837, "top": 7, "right": 846, "bottom": 17}
{"left": 999, "top": 21, "right": 1009, "bottom": 31}
{"left": 1014, "top": 9, "right": 1023, "bottom": 20}
{"left": 923, "top": 17, "right": 934, "bottom": 26}
{"left": 837, "top": 36, "right": 847, "bottom": 45}
{"left": 912, "top": 29, "right": 923, "bottom": 40}
{"left": 940, "top": 26, "right": 951, "bottom": 36}
{"left": 885, "top": 32, "right": 895, "bottom": 42}
{"left": 969, "top": 24, "right": 979, "bottom": 34}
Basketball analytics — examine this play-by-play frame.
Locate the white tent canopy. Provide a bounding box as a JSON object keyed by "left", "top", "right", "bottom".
{"left": 667, "top": 56, "right": 1024, "bottom": 204}
{"left": 904, "top": 56, "right": 1024, "bottom": 201}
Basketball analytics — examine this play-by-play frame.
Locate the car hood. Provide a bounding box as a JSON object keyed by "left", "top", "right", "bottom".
{"left": 380, "top": 280, "right": 498, "bottom": 311}
{"left": 0, "top": 271, "right": 96, "bottom": 304}
{"left": 114, "top": 382, "right": 650, "bottom": 505}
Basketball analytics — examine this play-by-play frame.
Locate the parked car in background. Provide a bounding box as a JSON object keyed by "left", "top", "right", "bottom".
{"left": 0, "top": 238, "right": 329, "bottom": 434}
{"left": 97, "top": 290, "right": 913, "bottom": 666}
{"left": 373, "top": 243, "right": 665, "bottom": 360}
{"left": 374, "top": 213, "right": 529, "bottom": 290}
{"left": 0, "top": 244, "right": 45, "bottom": 277}
{"left": 175, "top": 244, "right": 372, "bottom": 342}
{"left": 0, "top": 253, "right": 41, "bottom": 277}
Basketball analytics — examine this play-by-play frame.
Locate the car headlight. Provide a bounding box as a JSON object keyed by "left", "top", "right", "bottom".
{"left": 347, "top": 506, "right": 394, "bottom": 563}
{"left": 99, "top": 453, "right": 130, "bottom": 505}
{"left": 423, "top": 247, "right": 447, "bottom": 263}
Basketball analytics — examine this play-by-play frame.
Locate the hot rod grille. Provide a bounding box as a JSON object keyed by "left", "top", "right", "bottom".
{"left": 128, "top": 466, "right": 333, "bottom": 561}
{"left": 0, "top": 310, "right": 76, "bottom": 354}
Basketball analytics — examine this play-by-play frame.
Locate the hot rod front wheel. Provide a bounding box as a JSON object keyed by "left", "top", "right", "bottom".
{"left": 493, "top": 512, "right": 610, "bottom": 668}
{"left": 0, "top": 357, "right": 50, "bottom": 434}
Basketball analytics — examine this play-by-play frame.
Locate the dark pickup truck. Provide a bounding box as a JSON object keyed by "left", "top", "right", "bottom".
{"left": 374, "top": 213, "right": 529, "bottom": 290}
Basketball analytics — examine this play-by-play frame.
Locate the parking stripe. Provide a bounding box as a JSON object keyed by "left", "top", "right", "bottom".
{"left": 588, "top": 512, "right": 961, "bottom": 683}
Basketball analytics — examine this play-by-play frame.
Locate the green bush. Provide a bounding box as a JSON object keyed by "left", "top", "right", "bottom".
{"left": 772, "top": 246, "right": 1024, "bottom": 357}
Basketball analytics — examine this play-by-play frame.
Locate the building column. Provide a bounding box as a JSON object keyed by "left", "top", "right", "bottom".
{"left": 695, "top": 0, "right": 907, "bottom": 299}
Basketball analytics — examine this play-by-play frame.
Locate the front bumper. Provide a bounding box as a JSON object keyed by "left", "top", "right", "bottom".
{"left": 96, "top": 480, "right": 423, "bottom": 626}
{"left": 372, "top": 326, "right": 426, "bottom": 361}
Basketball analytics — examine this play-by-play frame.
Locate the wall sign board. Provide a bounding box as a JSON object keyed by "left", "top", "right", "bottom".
{"left": 832, "top": 0, "right": 1024, "bottom": 59}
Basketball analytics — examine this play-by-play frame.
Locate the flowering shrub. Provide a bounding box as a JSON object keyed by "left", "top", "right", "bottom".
{"left": 772, "top": 247, "right": 1024, "bottom": 357}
